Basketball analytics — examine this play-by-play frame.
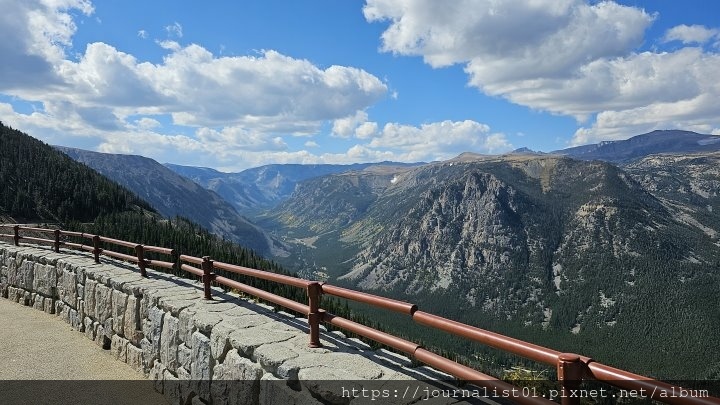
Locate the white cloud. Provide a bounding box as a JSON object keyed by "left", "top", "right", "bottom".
{"left": 365, "top": 0, "right": 720, "bottom": 145}
{"left": 0, "top": 0, "right": 93, "bottom": 91}
{"left": 663, "top": 24, "right": 719, "bottom": 45}
{"left": 134, "top": 117, "right": 161, "bottom": 129}
{"left": 369, "top": 120, "right": 511, "bottom": 159}
{"left": 0, "top": 1, "right": 388, "bottom": 159}
{"left": 355, "top": 121, "right": 379, "bottom": 139}
{"left": 137, "top": 29, "right": 147, "bottom": 39}
{"left": 156, "top": 40, "right": 180, "bottom": 51}
{"left": 165, "top": 22, "right": 183, "bottom": 38}
{"left": 332, "top": 111, "right": 368, "bottom": 138}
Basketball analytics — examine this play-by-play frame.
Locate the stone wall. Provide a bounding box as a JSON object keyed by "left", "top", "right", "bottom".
{"left": 0, "top": 242, "right": 465, "bottom": 405}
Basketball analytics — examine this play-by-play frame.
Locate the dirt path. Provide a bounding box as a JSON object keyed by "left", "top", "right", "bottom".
{"left": 0, "top": 298, "right": 168, "bottom": 405}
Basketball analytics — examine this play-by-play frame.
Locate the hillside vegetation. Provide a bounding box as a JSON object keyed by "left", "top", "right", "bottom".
{"left": 264, "top": 153, "right": 720, "bottom": 379}
{"left": 0, "top": 122, "right": 152, "bottom": 221}
{"left": 0, "top": 123, "right": 297, "bottom": 304}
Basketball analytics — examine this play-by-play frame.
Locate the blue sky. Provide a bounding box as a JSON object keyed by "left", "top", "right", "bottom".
{"left": 1, "top": 0, "right": 718, "bottom": 171}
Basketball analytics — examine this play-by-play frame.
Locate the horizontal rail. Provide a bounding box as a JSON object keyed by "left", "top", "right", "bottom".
{"left": 101, "top": 249, "right": 139, "bottom": 263}
{"left": 214, "top": 261, "right": 311, "bottom": 289}
{"left": 3, "top": 224, "right": 718, "bottom": 405}
{"left": 179, "top": 254, "right": 204, "bottom": 265}
{"left": 144, "top": 245, "right": 174, "bottom": 255}
{"left": 59, "top": 230, "right": 92, "bottom": 238}
{"left": 323, "top": 312, "right": 420, "bottom": 355}
{"left": 413, "top": 311, "right": 562, "bottom": 366}
{"left": 413, "top": 348, "right": 555, "bottom": 405}
{"left": 98, "top": 236, "right": 138, "bottom": 249}
{"left": 61, "top": 242, "right": 95, "bottom": 253}
{"left": 16, "top": 226, "right": 50, "bottom": 233}
{"left": 19, "top": 236, "right": 54, "bottom": 245}
{"left": 214, "top": 275, "right": 309, "bottom": 315}
{"left": 321, "top": 284, "right": 417, "bottom": 315}
{"left": 0, "top": 234, "right": 15, "bottom": 239}
{"left": 587, "top": 363, "right": 720, "bottom": 405}
{"left": 146, "top": 259, "right": 174, "bottom": 270}
{"left": 180, "top": 264, "right": 204, "bottom": 277}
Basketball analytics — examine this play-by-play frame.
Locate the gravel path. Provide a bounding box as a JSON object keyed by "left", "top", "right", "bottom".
{"left": 0, "top": 298, "right": 168, "bottom": 404}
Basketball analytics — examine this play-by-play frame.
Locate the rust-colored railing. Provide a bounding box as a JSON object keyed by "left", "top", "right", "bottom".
{"left": 0, "top": 225, "right": 174, "bottom": 276}
{"left": 1, "top": 225, "right": 718, "bottom": 405}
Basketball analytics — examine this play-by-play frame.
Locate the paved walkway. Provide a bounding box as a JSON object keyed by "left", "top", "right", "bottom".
{"left": 0, "top": 298, "right": 168, "bottom": 405}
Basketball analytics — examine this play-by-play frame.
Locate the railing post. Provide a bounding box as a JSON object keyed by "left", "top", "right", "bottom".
{"left": 135, "top": 244, "right": 147, "bottom": 277}
{"left": 201, "top": 256, "right": 214, "bottom": 300}
{"left": 92, "top": 235, "right": 101, "bottom": 264}
{"left": 557, "top": 353, "right": 584, "bottom": 405}
{"left": 307, "top": 282, "right": 323, "bottom": 348}
{"left": 13, "top": 225, "right": 19, "bottom": 246}
{"left": 53, "top": 229, "right": 61, "bottom": 253}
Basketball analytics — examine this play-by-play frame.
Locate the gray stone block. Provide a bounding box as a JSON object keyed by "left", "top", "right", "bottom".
{"left": 209, "top": 321, "right": 233, "bottom": 363}
{"left": 190, "top": 331, "right": 213, "bottom": 401}
{"left": 141, "top": 337, "right": 157, "bottom": 372}
{"left": 228, "top": 324, "right": 299, "bottom": 358}
{"left": 178, "top": 343, "right": 192, "bottom": 371}
{"left": 111, "top": 289, "right": 128, "bottom": 335}
{"left": 59, "top": 269, "right": 77, "bottom": 308}
{"left": 94, "top": 283, "right": 112, "bottom": 322}
{"left": 84, "top": 279, "right": 97, "bottom": 317}
{"left": 84, "top": 317, "right": 96, "bottom": 341}
{"left": 32, "top": 263, "right": 56, "bottom": 297}
{"left": 211, "top": 349, "right": 263, "bottom": 405}
{"left": 160, "top": 313, "right": 180, "bottom": 372}
{"left": 124, "top": 295, "right": 143, "bottom": 345}
{"left": 178, "top": 307, "right": 196, "bottom": 347}
{"left": 253, "top": 343, "right": 301, "bottom": 373}
{"left": 111, "top": 334, "right": 129, "bottom": 362}
{"left": 127, "top": 343, "right": 144, "bottom": 374}
{"left": 259, "top": 374, "right": 323, "bottom": 405}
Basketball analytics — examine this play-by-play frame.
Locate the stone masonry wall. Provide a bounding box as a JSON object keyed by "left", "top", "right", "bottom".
{"left": 0, "top": 242, "right": 467, "bottom": 405}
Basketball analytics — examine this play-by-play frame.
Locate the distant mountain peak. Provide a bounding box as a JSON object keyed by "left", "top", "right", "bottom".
{"left": 555, "top": 129, "right": 720, "bottom": 163}
{"left": 508, "top": 147, "right": 545, "bottom": 155}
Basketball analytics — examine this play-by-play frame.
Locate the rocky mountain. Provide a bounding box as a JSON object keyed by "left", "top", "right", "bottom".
{"left": 57, "top": 147, "right": 288, "bottom": 257}
{"left": 263, "top": 153, "right": 720, "bottom": 378}
{"left": 164, "top": 161, "right": 421, "bottom": 215}
{"left": 555, "top": 129, "right": 720, "bottom": 162}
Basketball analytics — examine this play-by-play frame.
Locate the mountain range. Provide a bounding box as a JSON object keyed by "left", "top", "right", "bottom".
{"left": 56, "top": 147, "right": 288, "bottom": 257}
{"left": 553, "top": 129, "right": 720, "bottom": 162}
{"left": 163, "top": 161, "right": 421, "bottom": 216}
{"left": 52, "top": 129, "right": 720, "bottom": 378}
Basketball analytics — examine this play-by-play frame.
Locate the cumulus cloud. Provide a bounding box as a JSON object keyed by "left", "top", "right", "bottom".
{"left": 332, "top": 111, "right": 371, "bottom": 138}
{"left": 364, "top": 0, "right": 720, "bottom": 145}
{"left": 663, "top": 24, "right": 719, "bottom": 45}
{"left": 369, "top": 120, "right": 511, "bottom": 159}
{"left": 0, "top": 0, "right": 92, "bottom": 91}
{"left": 0, "top": 0, "right": 389, "bottom": 164}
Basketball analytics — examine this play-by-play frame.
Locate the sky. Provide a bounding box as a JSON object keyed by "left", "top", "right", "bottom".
{"left": 0, "top": 0, "right": 719, "bottom": 172}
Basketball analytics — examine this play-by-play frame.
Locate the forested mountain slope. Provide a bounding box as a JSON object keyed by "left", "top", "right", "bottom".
{"left": 58, "top": 147, "right": 287, "bottom": 257}
{"left": 264, "top": 153, "right": 720, "bottom": 378}
{"left": 0, "top": 122, "right": 152, "bottom": 222}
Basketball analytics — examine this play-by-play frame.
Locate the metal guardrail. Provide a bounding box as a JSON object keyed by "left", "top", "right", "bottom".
{"left": 0, "top": 225, "right": 174, "bottom": 276}
{"left": 1, "top": 224, "right": 718, "bottom": 405}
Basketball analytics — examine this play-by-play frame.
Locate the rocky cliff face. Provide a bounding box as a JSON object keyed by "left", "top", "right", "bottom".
{"left": 339, "top": 157, "right": 680, "bottom": 319}
{"left": 264, "top": 154, "right": 720, "bottom": 377}
{"left": 165, "top": 162, "right": 420, "bottom": 216}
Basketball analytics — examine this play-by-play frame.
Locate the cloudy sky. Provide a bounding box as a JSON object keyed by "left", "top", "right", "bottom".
{"left": 1, "top": 0, "right": 718, "bottom": 171}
